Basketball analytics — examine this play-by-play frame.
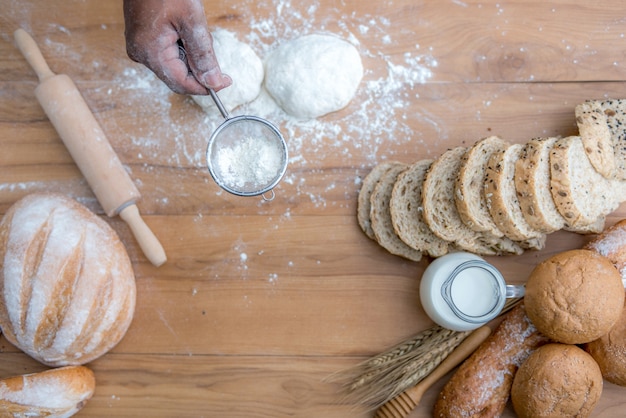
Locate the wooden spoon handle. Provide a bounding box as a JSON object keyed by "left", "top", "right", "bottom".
{"left": 375, "top": 325, "right": 491, "bottom": 418}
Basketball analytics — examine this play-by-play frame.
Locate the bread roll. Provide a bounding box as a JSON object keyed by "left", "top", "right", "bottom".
{"left": 0, "top": 193, "right": 136, "bottom": 366}
{"left": 511, "top": 344, "right": 603, "bottom": 418}
{"left": 0, "top": 365, "right": 95, "bottom": 417}
{"left": 585, "top": 298, "right": 626, "bottom": 386}
{"left": 524, "top": 249, "right": 624, "bottom": 344}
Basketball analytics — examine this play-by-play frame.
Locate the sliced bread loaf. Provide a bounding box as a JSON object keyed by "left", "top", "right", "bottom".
{"left": 455, "top": 135, "right": 509, "bottom": 236}
{"left": 357, "top": 161, "right": 403, "bottom": 240}
{"left": 390, "top": 159, "right": 450, "bottom": 257}
{"left": 549, "top": 136, "right": 622, "bottom": 228}
{"left": 370, "top": 164, "right": 423, "bottom": 262}
{"left": 422, "top": 147, "right": 524, "bottom": 255}
{"left": 514, "top": 137, "right": 566, "bottom": 233}
{"left": 484, "top": 143, "right": 546, "bottom": 245}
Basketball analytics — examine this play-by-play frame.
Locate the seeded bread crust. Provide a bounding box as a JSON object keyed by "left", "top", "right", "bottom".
{"left": 357, "top": 161, "right": 403, "bottom": 240}
{"left": 422, "top": 147, "right": 524, "bottom": 255}
{"left": 390, "top": 159, "right": 450, "bottom": 257}
{"left": 455, "top": 136, "right": 509, "bottom": 236}
{"left": 370, "top": 164, "right": 423, "bottom": 262}
{"left": 550, "top": 136, "right": 622, "bottom": 228}
{"left": 514, "top": 137, "right": 566, "bottom": 234}
{"left": 484, "top": 143, "right": 546, "bottom": 247}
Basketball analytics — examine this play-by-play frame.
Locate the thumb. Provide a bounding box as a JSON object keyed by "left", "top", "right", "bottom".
{"left": 179, "top": 23, "right": 231, "bottom": 91}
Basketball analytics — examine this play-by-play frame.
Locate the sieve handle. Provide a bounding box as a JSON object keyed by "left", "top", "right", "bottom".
{"left": 209, "top": 88, "right": 229, "bottom": 119}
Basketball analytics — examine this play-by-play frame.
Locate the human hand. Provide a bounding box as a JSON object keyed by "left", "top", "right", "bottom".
{"left": 123, "top": 0, "right": 231, "bottom": 95}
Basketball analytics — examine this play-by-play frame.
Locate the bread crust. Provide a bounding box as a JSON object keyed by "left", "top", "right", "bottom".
{"left": 433, "top": 303, "right": 549, "bottom": 418}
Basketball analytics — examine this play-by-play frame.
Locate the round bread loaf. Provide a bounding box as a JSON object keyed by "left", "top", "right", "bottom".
{"left": 0, "top": 193, "right": 136, "bottom": 366}
{"left": 585, "top": 299, "right": 626, "bottom": 386}
{"left": 511, "top": 343, "right": 603, "bottom": 418}
{"left": 524, "top": 249, "right": 624, "bottom": 344}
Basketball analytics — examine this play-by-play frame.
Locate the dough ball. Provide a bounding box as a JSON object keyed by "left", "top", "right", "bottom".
{"left": 192, "top": 29, "right": 264, "bottom": 113}
{"left": 264, "top": 34, "right": 363, "bottom": 119}
{"left": 585, "top": 297, "right": 626, "bottom": 386}
{"left": 511, "top": 344, "right": 603, "bottom": 418}
{"left": 525, "top": 249, "right": 624, "bottom": 344}
{"left": 0, "top": 193, "right": 136, "bottom": 366}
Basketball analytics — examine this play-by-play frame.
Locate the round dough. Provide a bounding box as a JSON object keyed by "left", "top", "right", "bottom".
{"left": 192, "top": 29, "right": 264, "bottom": 113}
{"left": 585, "top": 298, "right": 626, "bottom": 386}
{"left": 264, "top": 34, "right": 363, "bottom": 119}
{"left": 511, "top": 344, "right": 603, "bottom": 418}
{"left": 0, "top": 193, "right": 136, "bottom": 366}
{"left": 524, "top": 249, "right": 624, "bottom": 344}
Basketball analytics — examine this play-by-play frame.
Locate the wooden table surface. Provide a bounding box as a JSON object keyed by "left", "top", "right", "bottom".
{"left": 2, "top": 0, "right": 626, "bottom": 416}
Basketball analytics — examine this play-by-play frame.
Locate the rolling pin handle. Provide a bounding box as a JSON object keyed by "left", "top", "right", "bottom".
{"left": 118, "top": 204, "right": 167, "bottom": 267}
{"left": 14, "top": 29, "right": 56, "bottom": 82}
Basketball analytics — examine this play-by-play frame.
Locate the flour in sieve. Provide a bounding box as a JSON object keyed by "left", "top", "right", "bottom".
{"left": 216, "top": 135, "right": 283, "bottom": 189}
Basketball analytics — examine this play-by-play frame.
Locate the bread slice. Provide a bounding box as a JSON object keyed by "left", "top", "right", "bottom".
{"left": 455, "top": 136, "right": 509, "bottom": 236}
{"left": 550, "top": 136, "right": 622, "bottom": 228}
{"left": 514, "top": 137, "right": 566, "bottom": 233}
{"left": 484, "top": 143, "right": 546, "bottom": 247}
{"left": 575, "top": 100, "right": 615, "bottom": 179}
{"left": 357, "top": 161, "right": 403, "bottom": 240}
{"left": 575, "top": 99, "right": 626, "bottom": 180}
{"left": 422, "top": 147, "right": 524, "bottom": 255}
{"left": 390, "top": 159, "right": 450, "bottom": 257}
{"left": 370, "top": 164, "right": 423, "bottom": 262}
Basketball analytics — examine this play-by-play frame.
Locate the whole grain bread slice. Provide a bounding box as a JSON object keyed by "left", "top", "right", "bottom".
{"left": 575, "top": 99, "right": 626, "bottom": 180}
{"left": 370, "top": 164, "right": 423, "bottom": 262}
{"left": 390, "top": 159, "right": 450, "bottom": 257}
{"left": 422, "top": 147, "right": 524, "bottom": 255}
{"left": 455, "top": 135, "right": 509, "bottom": 236}
{"left": 575, "top": 100, "right": 615, "bottom": 179}
{"left": 514, "top": 137, "right": 566, "bottom": 233}
{"left": 357, "top": 161, "right": 403, "bottom": 240}
{"left": 550, "top": 136, "right": 623, "bottom": 228}
{"left": 484, "top": 143, "right": 546, "bottom": 247}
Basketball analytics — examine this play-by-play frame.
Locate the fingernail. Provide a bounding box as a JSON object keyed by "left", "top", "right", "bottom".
{"left": 202, "top": 68, "right": 228, "bottom": 90}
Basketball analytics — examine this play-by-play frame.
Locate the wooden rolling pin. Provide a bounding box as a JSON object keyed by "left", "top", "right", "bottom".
{"left": 374, "top": 325, "right": 492, "bottom": 418}
{"left": 14, "top": 28, "right": 166, "bottom": 267}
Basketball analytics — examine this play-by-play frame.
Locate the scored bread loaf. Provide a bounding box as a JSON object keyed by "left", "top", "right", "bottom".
{"left": 357, "top": 161, "right": 404, "bottom": 240}
{"left": 0, "top": 366, "right": 95, "bottom": 417}
{"left": 586, "top": 218, "right": 626, "bottom": 280}
{"left": 576, "top": 99, "right": 626, "bottom": 180}
{"left": 370, "top": 163, "right": 423, "bottom": 262}
{"left": 422, "top": 147, "right": 524, "bottom": 256}
{"left": 0, "top": 193, "right": 136, "bottom": 367}
{"left": 550, "top": 136, "right": 624, "bottom": 228}
{"left": 389, "top": 159, "right": 450, "bottom": 257}
{"left": 484, "top": 143, "right": 546, "bottom": 248}
{"left": 455, "top": 135, "right": 509, "bottom": 236}
{"left": 514, "top": 137, "right": 567, "bottom": 233}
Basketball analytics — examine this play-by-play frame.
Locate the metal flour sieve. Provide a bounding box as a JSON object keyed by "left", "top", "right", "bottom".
{"left": 206, "top": 89, "right": 288, "bottom": 200}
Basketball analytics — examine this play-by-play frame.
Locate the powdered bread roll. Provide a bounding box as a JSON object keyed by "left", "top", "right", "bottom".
{"left": 525, "top": 249, "right": 624, "bottom": 344}
{"left": 0, "top": 193, "right": 136, "bottom": 366}
{"left": 586, "top": 218, "right": 626, "bottom": 280}
{"left": 0, "top": 365, "right": 95, "bottom": 417}
{"left": 511, "top": 344, "right": 603, "bottom": 418}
